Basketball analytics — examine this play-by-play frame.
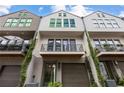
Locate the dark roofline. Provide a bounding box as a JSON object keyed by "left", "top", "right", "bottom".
{"left": 42, "top": 10, "right": 82, "bottom": 19}
{"left": 0, "top": 9, "right": 40, "bottom": 18}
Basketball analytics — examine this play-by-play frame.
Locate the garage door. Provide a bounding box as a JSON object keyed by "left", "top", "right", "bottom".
{"left": 118, "top": 62, "right": 124, "bottom": 75}
{"left": 62, "top": 63, "right": 89, "bottom": 87}
{"left": 0, "top": 65, "right": 21, "bottom": 87}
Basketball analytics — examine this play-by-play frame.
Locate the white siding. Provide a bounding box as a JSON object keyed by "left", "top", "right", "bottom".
{"left": 39, "top": 10, "right": 84, "bottom": 31}
{"left": 83, "top": 11, "right": 124, "bottom": 32}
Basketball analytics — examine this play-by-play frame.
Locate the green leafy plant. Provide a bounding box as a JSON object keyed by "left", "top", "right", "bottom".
{"left": 48, "top": 82, "right": 63, "bottom": 87}
{"left": 19, "top": 39, "right": 36, "bottom": 87}
{"left": 118, "top": 79, "right": 124, "bottom": 86}
{"left": 86, "top": 32, "right": 105, "bottom": 87}
{"left": 103, "top": 44, "right": 115, "bottom": 51}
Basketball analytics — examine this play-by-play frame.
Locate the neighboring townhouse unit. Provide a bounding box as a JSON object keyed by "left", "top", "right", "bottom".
{"left": 25, "top": 10, "right": 90, "bottom": 87}
{"left": 83, "top": 11, "right": 124, "bottom": 86}
{"left": 0, "top": 10, "right": 40, "bottom": 87}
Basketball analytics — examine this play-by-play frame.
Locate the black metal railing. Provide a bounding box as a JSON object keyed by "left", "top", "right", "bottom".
{"left": 95, "top": 44, "right": 124, "bottom": 53}
{"left": 0, "top": 43, "right": 30, "bottom": 54}
{"left": 41, "top": 44, "right": 84, "bottom": 52}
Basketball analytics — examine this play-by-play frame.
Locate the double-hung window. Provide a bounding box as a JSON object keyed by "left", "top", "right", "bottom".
{"left": 19, "top": 18, "right": 26, "bottom": 27}
{"left": 56, "top": 19, "right": 62, "bottom": 27}
{"left": 49, "top": 18, "right": 55, "bottom": 27}
{"left": 63, "top": 19, "right": 69, "bottom": 27}
{"left": 70, "top": 19, "right": 75, "bottom": 27}
{"left": 4, "top": 19, "right": 13, "bottom": 27}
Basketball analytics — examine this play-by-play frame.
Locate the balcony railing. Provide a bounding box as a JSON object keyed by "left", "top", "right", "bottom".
{"left": 0, "top": 43, "right": 29, "bottom": 54}
{"left": 95, "top": 44, "right": 124, "bottom": 53}
{"left": 41, "top": 44, "right": 84, "bottom": 52}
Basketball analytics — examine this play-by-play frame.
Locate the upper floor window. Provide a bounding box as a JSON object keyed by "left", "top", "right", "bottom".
{"left": 4, "top": 18, "right": 32, "bottom": 27}
{"left": 92, "top": 19, "right": 120, "bottom": 28}
{"left": 49, "top": 18, "right": 76, "bottom": 28}
{"left": 56, "top": 19, "right": 62, "bottom": 27}
{"left": 70, "top": 19, "right": 75, "bottom": 27}
{"left": 49, "top": 18, "right": 55, "bottom": 27}
{"left": 63, "top": 13, "right": 66, "bottom": 17}
{"left": 58, "top": 13, "right": 62, "bottom": 17}
{"left": 64, "top": 19, "right": 69, "bottom": 27}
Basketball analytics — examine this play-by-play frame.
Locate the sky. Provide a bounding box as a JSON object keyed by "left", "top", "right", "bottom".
{"left": 0, "top": 5, "right": 124, "bottom": 17}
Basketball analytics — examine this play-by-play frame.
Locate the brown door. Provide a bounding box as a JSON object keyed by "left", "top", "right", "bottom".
{"left": 0, "top": 65, "right": 20, "bottom": 87}
{"left": 62, "top": 63, "right": 89, "bottom": 87}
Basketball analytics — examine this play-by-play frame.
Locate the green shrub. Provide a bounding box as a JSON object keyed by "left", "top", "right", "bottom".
{"left": 118, "top": 79, "right": 124, "bottom": 86}
{"left": 19, "top": 39, "right": 36, "bottom": 87}
{"left": 48, "top": 82, "right": 63, "bottom": 87}
{"left": 86, "top": 32, "right": 105, "bottom": 87}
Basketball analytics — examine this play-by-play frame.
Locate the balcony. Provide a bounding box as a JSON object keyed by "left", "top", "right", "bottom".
{"left": 0, "top": 42, "right": 29, "bottom": 56}
{"left": 95, "top": 44, "right": 124, "bottom": 58}
{"left": 40, "top": 44, "right": 85, "bottom": 56}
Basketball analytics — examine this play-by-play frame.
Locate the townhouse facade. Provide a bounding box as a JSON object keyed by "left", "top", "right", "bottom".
{"left": 0, "top": 9, "right": 124, "bottom": 87}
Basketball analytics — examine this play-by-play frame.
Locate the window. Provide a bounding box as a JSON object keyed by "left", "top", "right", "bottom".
{"left": 47, "top": 39, "right": 54, "bottom": 51}
{"left": 11, "top": 18, "right": 19, "bottom": 27}
{"left": 63, "top": 39, "right": 69, "bottom": 51}
{"left": 114, "top": 39, "right": 121, "bottom": 45}
{"left": 104, "top": 19, "right": 113, "bottom": 28}
{"left": 6, "top": 19, "right": 13, "bottom": 22}
{"left": 49, "top": 18, "right": 55, "bottom": 27}
{"left": 97, "top": 13, "right": 101, "bottom": 17}
{"left": 55, "top": 39, "right": 61, "bottom": 51}
{"left": 4, "top": 19, "right": 13, "bottom": 27}
{"left": 100, "top": 39, "right": 107, "bottom": 45}
{"left": 97, "top": 19, "right": 106, "bottom": 28}
{"left": 56, "top": 19, "right": 62, "bottom": 27}
{"left": 111, "top": 19, "right": 119, "bottom": 28}
{"left": 70, "top": 39, "right": 76, "bottom": 51}
{"left": 63, "top": 13, "right": 66, "bottom": 17}
{"left": 94, "top": 39, "right": 100, "bottom": 46}
{"left": 107, "top": 39, "right": 114, "bottom": 45}
{"left": 47, "top": 39, "right": 76, "bottom": 52}
{"left": 58, "top": 13, "right": 61, "bottom": 16}
{"left": 25, "top": 18, "right": 32, "bottom": 27}
{"left": 70, "top": 19, "right": 75, "bottom": 27}
{"left": 19, "top": 19, "right": 26, "bottom": 27}
{"left": 64, "top": 19, "right": 69, "bottom": 27}
{"left": 92, "top": 19, "right": 99, "bottom": 28}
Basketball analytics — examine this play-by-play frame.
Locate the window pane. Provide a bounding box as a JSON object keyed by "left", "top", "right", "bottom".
{"left": 114, "top": 39, "right": 121, "bottom": 45}
{"left": 11, "top": 23, "right": 17, "bottom": 27}
{"left": 112, "top": 23, "right": 119, "bottom": 28}
{"left": 25, "top": 23, "right": 31, "bottom": 27}
{"left": 64, "top": 19, "right": 69, "bottom": 27}
{"left": 6, "top": 19, "right": 12, "bottom": 22}
{"left": 50, "top": 18, "right": 55, "bottom": 27}
{"left": 4, "top": 23, "right": 11, "bottom": 27}
{"left": 99, "top": 23, "right": 106, "bottom": 28}
{"left": 70, "top": 39, "right": 76, "bottom": 51}
{"left": 27, "top": 19, "right": 32, "bottom": 22}
{"left": 94, "top": 39, "right": 100, "bottom": 45}
{"left": 13, "top": 19, "right": 19, "bottom": 22}
{"left": 19, "top": 23, "right": 25, "bottom": 27}
{"left": 56, "top": 19, "right": 62, "bottom": 27}
{"left": 48, "top": 39, "right": 54, "bottom": 51}
{"left": 107, "top": 39, "right": 113, "bottom": 45}
{"left": 63, "top": 13, "right": 66, "bottom": 17}
{"left": 55, "top": 39, "right": 61, "bottom": 51}
{"left": 63, "top": 39, "right": 69, "bottom": 51}
{"left": 70, "top": 19, "right": 75, "bottom": 27}
{"left": 20, "top": 19, "right": 26, "bottom": 22}
{"left": 100, "top": 39, "right": 106, "bottom": 45}
{"left": 58, "top": 13, "right": 61, "bottom": 16}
